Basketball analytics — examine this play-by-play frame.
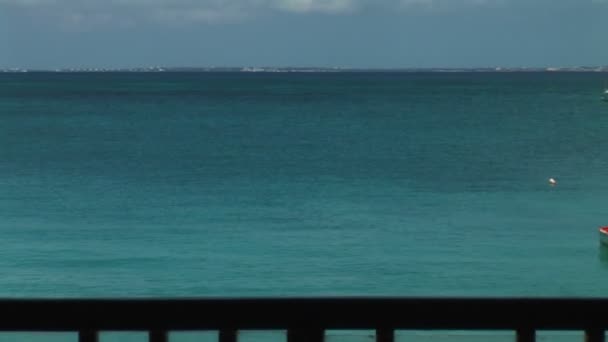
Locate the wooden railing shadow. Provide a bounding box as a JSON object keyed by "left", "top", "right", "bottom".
{"left": 0, "top": 298, "right": 605, "bottom": 342}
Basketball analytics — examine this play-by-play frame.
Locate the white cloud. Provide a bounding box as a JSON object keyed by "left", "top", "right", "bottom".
{"left": 3, "top": 0, "right": 590, "bottom": 26}
{"left": 271, "top": 0, "right": 358, "bottom": 13}
{"left": 2, "top": 0, "right": 251, "bottom": 26}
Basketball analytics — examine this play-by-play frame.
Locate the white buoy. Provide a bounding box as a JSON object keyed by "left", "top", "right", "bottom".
{"left": 549, "top": 178, "right": 557, "bottom": 186}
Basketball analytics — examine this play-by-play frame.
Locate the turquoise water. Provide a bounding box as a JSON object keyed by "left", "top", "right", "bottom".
{"left": 1, "top": 72, "right": 608, "bottom": 298}
{"left": 0, "top": 331, "right": 589, "bottom": 342}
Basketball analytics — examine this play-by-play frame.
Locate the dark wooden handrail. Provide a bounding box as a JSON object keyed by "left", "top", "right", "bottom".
{"left": 0, "top": 298, "right": 606, "bottom": 342}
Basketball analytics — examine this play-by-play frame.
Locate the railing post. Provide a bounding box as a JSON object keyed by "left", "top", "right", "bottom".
{"left": 516, "top": 328, "right": 535, "bottom": 342}
{"left": 376, "top": 328, "right": 394, "bottom": 342}
{"left": 288, "top": 328, "right": 324, "bottom": 342}
{"left": 219, "top": 329, "right": 238, "bottom": 342}
{"left": 149, "top": 330, "right": 168, "bottom": 342}
{"left": 586, "top": 329, "right": 605, "bottom": 342}
{"left": 79, "top": 330, "right": 98, "bottom": 342}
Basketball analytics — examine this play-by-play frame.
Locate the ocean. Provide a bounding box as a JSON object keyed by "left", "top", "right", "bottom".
{"left": 0, "top": 71, "right": 607, "bottom": 340}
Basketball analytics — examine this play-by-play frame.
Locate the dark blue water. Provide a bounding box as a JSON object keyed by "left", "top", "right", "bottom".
{"left": 1, "top": 72, "right": 608, "bottom": 299}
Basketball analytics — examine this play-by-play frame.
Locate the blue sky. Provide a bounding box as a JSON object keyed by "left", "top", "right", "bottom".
{"left": 1, "top": 0, "right": 608, "bottom": 69}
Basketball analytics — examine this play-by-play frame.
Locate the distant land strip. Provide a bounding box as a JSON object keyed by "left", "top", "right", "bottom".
{"left": 2, "top": 66, "right": 608, "bottom": 73}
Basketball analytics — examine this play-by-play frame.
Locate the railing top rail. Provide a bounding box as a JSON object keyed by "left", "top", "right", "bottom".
{"left": 0, "top": 298, "right": 606, "bottom": 331}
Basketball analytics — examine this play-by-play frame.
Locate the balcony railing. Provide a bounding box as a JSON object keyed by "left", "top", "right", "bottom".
{"left": 0, "top": 298, "right": 606, "bottom": 342}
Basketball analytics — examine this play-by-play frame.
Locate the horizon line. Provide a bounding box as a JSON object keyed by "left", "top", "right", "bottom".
{"left": 2, "top": 65, "right": 608, "bottom": 73}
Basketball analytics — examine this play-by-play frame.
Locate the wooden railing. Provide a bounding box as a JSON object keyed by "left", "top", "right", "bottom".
{"left": 0, "top": 298, "right": 606, "bottom": 342}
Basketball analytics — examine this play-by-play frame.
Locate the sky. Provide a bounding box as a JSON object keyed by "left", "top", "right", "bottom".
{"left": 1, "top": 0, "right": 608, "bottom": 69}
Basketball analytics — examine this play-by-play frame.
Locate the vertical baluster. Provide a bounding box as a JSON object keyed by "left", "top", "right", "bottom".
{"left": 585, "top": 329, "right": 605, "bottom": 342}
{"left": 516, "top": 328, "right": 535, "bottom": 342}
{"left": 220, "top": 329, "right": 238, "bottom": 342}
{"left": 79, "top": 330, "right": 98, "bottom": 342}
{"left": 376, "top": 328, "right": 394, "bottom": 342}
{"left": 287, "top": 328, "right": 325, "bottom": 342}
{"left": 149, "top": 330, "right": 168, "bottom": 342}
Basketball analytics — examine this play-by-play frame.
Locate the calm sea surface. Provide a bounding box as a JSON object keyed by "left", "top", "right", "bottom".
{"left": 1, "top": 72, "right": 608, "bottom": 301}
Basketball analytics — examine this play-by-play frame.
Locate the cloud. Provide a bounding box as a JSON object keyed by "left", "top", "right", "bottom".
{"left": 1, "top": 0, "right": 251, "bottom": 26}
{"left": 1, "top": 0, "right": 360, "bottom": 15}
{"left": 2, "top": 0, "right": 597, "bottom": 26}
{"left": 271, "top": 0, "right": 358, "bottom": 13}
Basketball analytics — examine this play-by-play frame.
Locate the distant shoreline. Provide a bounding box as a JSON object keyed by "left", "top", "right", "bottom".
{"left": 2, "top": 66, "right": 608, "bottom": 73}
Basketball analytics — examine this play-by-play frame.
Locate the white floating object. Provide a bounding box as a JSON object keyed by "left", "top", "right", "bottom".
{"left": 548, "top": 178, "right": 557, "bottom": 185}
{"left": 600, "top": 227, "right": 608, "bottom": 246}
